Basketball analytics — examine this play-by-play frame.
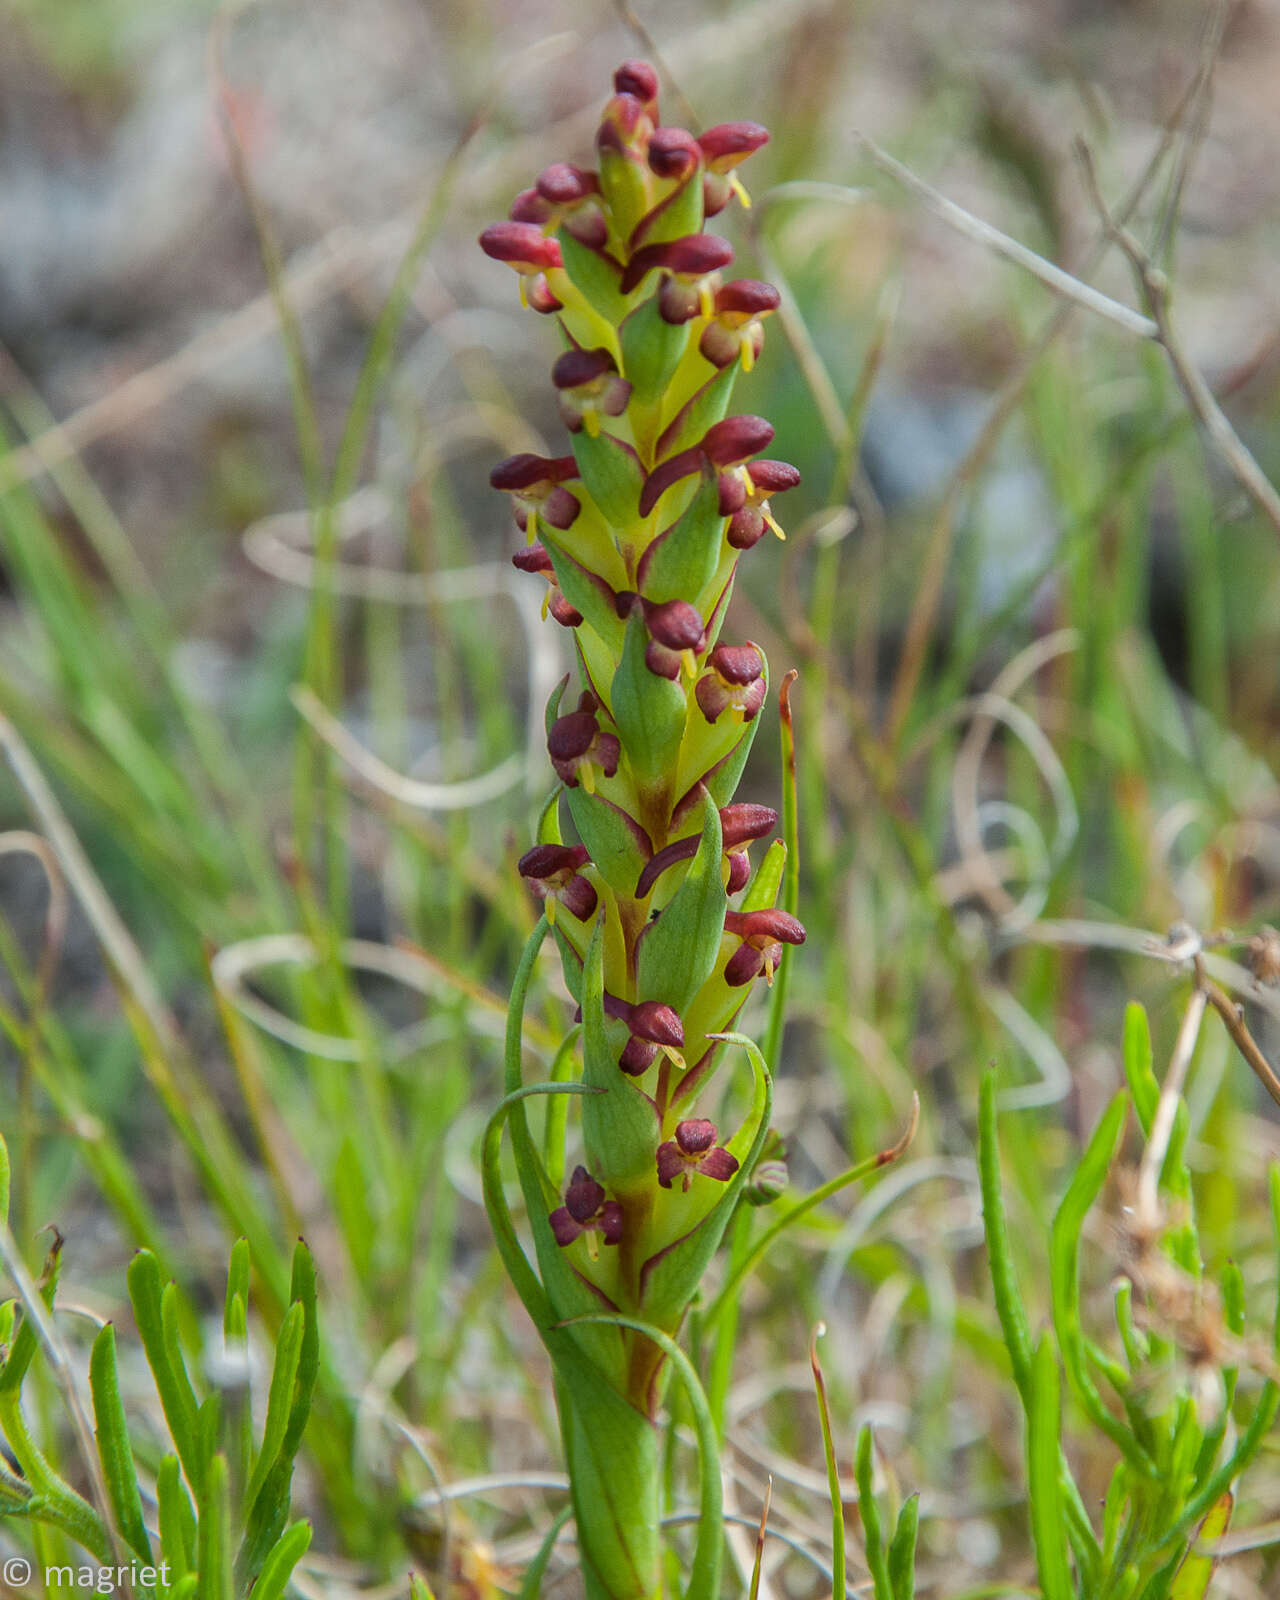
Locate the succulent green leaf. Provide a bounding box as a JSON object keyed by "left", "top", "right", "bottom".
{"left": 89, "top": 1324, "right": 152, "bottom": 1564}
{"left": 222, "top": 1240, "right": 250, "bottom": 1340}
{"left": 977, "top": 1072, "right": 1033, "bottom": 1403}
{"left": 251, "top": 1523, "right": 312, "bottom": 1600}
{"left": 127, "top": 1254, "right": 203, "bottom": 1495}
{"left": 636, "top": 788, "right": 725, "bottom": 1013}
{"left": 281, "top": 1242, "right": 319, "bottom": 1462}
{"left": 888, "top": 1494, "right": 920, "bottom": 1600}
{"left": 855, "top": 1427, "right": 892, "bottom": 1600}
{"left": 156, "top": 1455, "right": 196, "bottom": 1581}
{"left": 195, "top": 1454, "right": 232, "bottom": 1600}
{"left": 245, "top": 1303, "right": 303, "bottom": 1510}
{"left": 0, "top": 1231, "right": 61, "bottom": 1396}
{"left": 1171, "top": 1492, "right": 1232, "bottom": 1600}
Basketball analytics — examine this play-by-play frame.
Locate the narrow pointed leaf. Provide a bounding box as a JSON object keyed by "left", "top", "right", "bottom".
{"left": 89, "top": 1324, "right": 152, "bottom": 1563}
{"left": 636, "top": 788, "right": 725, "bottom": 1012}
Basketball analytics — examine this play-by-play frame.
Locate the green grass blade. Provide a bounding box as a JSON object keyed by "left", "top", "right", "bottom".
{"left": 809, "top": 1327, "right": 847, "bottom": 1600}
{"left": 977, "top": 1072, "right": 1033, "bottom": 1402}
{"left": 517, "top": 1504, "right": 573, "bottom": 1600}
{"left": 1049, "top": 1091, "right": 1150, "bottom": 1471}
{"left": 1027, "top": 1335, "right": 1074, "bottom": 1600}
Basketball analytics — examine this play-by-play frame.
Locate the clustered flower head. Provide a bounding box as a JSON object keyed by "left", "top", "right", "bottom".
{"left": 484, "top": 56, "right": 803, "bottom": 1397}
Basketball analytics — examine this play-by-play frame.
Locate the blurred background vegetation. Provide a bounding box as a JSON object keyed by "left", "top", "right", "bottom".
{"left": 1, "top": 0, "right": 1280, "bottom": 1593}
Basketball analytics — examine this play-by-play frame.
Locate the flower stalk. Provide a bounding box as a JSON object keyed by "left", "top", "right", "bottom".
{"left": 481, "top": 61, "right": 802, "bottom": 1598}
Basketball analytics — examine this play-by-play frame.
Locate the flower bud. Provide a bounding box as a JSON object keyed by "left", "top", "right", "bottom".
{"left": 641, "top": 597, "right": 705, "bottom": 679}
{"left": 699, "top": 280, "right": 781, "bottom": 371}
{"left": 532, "top": 162, "right": 608, "bottom": 247}
{"left": 518, "top": 843, "right": 598, "bottom": 923}
{"left": 552, "top": 347, "right": 632, "bottom": 436}
{"left": 511, "top": 543, "right": 584, "bottom": 627}
{"left": 699, "top": 122, "right": 770, "bottom": 215}
{"left": 695, "top": 643, "right": 767, "bottom": 724}
{"left": 619, "top": 234, "right": 734, "bottom": 319}
{"left": 722, "top": 907, "right": 806, "bottom": 986}
{"left": 745, "top": 1134, "right": 788, "bottom": 1206}
{"left": 597, "top": 84, "right": 656, "bottom": 242}
{"left": 547, "top": 699, "right": 621, "bottom": 792}
{"left": 606, "top": 995, "right": 686, "bottom": 1075}
{"left": 613, "top": 59, "right": 660, "bottom": 110}
{"left": 648, "top": 127, "right": 701, "bottom": 180}
{"left": 480, "top": 222, "right": 566, "bottom": 310}
{"left": 490, "top": 453, "right": 581, "bottom": 538}
{"left": 726, "top": 459, "right": 801, "bottom": 548}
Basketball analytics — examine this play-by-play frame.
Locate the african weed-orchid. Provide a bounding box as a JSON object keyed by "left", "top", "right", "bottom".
{"left": 481, "top": 61, "right": 801, "bottom": 1599}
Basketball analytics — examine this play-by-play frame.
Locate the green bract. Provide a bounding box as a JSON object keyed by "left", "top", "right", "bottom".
{"left": 483, "top": 58, "right": 803, "bottom": 1600}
